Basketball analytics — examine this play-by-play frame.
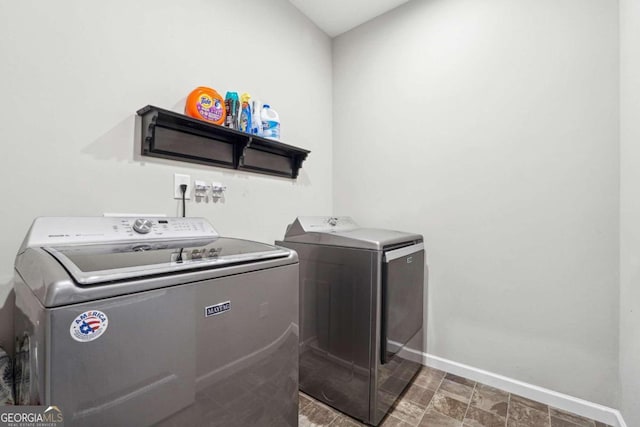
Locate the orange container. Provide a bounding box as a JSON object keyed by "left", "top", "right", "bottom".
{"left": 185, "top": 87, "right": 226, "bottom": 125}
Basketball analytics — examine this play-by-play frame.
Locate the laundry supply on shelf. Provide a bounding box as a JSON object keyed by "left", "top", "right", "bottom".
{"left": 184, "top": 86, "right": 226, "bottom": 125}
{"left": 261, "top": 104, "right": 281, "bottom": 140}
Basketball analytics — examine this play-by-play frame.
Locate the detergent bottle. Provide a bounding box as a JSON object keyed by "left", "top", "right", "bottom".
{"left": 251, "top": 99, "right": 263, "bottom": 136}
{"left": 224, "top": 92, "right": 240, "bottom": 129}
{"left": 239, "top": 93, "right": 251, "bottom": 133}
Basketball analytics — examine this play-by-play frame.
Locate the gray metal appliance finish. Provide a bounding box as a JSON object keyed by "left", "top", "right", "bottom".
{"left": 14, "top": 217, "right": 299, "bottom": 427}
{"left": 277, "top": 216, "right": 425, "bottom": 426}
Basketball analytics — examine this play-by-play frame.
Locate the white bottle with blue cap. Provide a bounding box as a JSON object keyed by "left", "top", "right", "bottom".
{"left": 261, "top": 104, "right": 280, "bottom": 141}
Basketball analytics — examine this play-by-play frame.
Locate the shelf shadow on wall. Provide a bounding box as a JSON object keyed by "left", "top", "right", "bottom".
{"left": 80, "top": 114, "right": 138, "bottom": 164}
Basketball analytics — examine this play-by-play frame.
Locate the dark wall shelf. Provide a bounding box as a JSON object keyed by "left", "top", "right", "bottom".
{"left": 137, "top": 105, "right": 310, "bottom": 179}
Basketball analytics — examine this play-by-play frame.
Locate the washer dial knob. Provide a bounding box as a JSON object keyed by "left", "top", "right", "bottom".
{"left": 132, "top": 218, "right": 153, "bottom": 234}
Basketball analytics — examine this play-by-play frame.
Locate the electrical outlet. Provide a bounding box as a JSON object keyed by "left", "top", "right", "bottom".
{"left": 174, "top": 173, "right": 191, "bottom": 199}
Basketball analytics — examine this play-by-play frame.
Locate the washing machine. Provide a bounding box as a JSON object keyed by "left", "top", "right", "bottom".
{"left": 276, "top": 216, "right": 425, "bottom": 425}
{"left": 13, "top": 216, "right": 299, "bottom": 426}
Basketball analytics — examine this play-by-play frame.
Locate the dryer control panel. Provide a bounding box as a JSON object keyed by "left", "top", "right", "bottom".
{"left": 292, "top": 216, "right": 359, "bottom": 233}
{"left": 20, "top": 217, "right": 218, "bottom": 251}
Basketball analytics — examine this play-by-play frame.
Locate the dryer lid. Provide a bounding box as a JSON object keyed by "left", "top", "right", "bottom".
{"left": 281, "top": 216, "right": 423, "bottom": 250}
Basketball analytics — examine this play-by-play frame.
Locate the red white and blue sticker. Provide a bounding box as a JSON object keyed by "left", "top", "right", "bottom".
{"left": 70, "top": 310, "right": 109, "bottom": 342}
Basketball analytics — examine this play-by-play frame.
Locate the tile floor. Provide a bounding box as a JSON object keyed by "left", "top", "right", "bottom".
{"left": 298, "top": 366, "right": 611, "bottom": 427}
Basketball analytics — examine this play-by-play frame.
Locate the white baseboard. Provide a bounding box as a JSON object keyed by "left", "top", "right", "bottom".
{"left": 399, "top": 348, "right": 626, "bottom": 427}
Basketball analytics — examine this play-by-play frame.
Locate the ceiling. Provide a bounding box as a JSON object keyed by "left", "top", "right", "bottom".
{"left": 288, "top": 0, "right": 411, "bottom": 37}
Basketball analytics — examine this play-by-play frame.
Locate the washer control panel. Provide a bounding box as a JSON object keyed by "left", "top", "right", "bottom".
{"left": 22, "top": 217, "right": 219, "bottom": 249}
{"left": 132, "top": 218, "right": 153, "bottom": 234}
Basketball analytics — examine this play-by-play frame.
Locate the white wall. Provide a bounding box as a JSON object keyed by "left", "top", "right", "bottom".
{"left": 619, "top": 0, "right": 640, "bottom": 424}
{"left": 333, "top": 0, "right": 620, "bottom": 406}
{"left": 0, "top": 0, "right": 333, "bottom": 355}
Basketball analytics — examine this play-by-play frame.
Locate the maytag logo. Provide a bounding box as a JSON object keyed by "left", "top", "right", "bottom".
{"left": 205, "top": 301, "right": 231, "bottom": 318}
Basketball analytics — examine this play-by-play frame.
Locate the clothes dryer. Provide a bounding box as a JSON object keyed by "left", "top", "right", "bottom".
{"left": 277, "top": 216, "right": 425, "bottom": 425}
